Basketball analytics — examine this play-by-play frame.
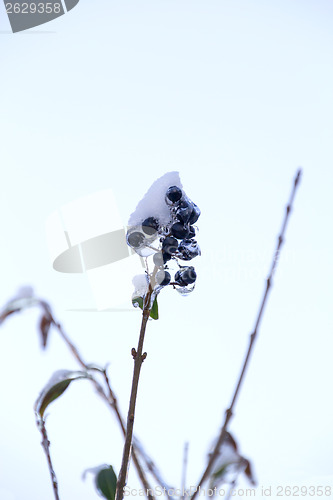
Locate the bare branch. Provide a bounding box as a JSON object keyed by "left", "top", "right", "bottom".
{"left": 116, "top": 266, "right": 159, "bottom": 500}
{"left": 191, "top": 169, "right": 302, "bottom": 499}
{"left": 35, "top": 415, "right": 60, "bottom": 500}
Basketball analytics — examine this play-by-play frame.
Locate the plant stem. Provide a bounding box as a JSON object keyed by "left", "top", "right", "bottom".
{"left": 115, "top": 295, "right": 152, "bottom": 500}
{"left": 36, "top": 416, "right": 60, "bottom": 500}
{"left": 191, "top": 169, "right": 302, "bottom": 500}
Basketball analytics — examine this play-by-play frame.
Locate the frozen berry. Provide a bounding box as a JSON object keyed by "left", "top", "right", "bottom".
{"left": 178, "top": 239, "right": 201, "bottom": 260}
{"left": 162, "top": 236, "right": 178, "bottom": 255}
{"left": 177, "top": 205, "right": 193, "bottom": 224}
{"left": 171, "top": 222, "right": 190, "bottom": 239}
{"left": 162, "top": 251, "right": 172, "bottom": 263}
{"left": 127, "top": 231, "right": 145, "bottom": 249}
{"left": 179, "top": 198, "right": 192, "bottom": 209}
{"left": 156, "top": 270, "right": 171, "bottom": 286}
{"left": 166, "top": 186, "right": 182, "bottom": 203}
{"left": 153, "top": 252, "right": 164, "bottom": 268}
{"left": 188, "top": 226, "right": 196, "bottom": 238}
{"left": 188, "top": 204, "right": 201, "bottom": 224}
{"left": 175, "top": 266, "right": 197, "bottom": 286}
{"left": 142, "top": 217, "right": 159, "bottom": 236}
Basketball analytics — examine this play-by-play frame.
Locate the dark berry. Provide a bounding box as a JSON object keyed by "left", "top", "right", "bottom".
{"left": 177, "top": 205, "right": 193, "bottom": 224}
{"left": 142, "top": 217, "right": 159, "bottom": 236}
{"left": 174, "top": 266, "right": 197, "bottom": 286}
{"left": 178, "top": 239, "right": 201, "bottom": 261}
{"left": 156, "top": 270, "right": 171, "bottom": 286}
{"left": 162, "top": 251, "right": 172, "bottom": 263}
{"left": 188, "top": 204, "right": 201, "bottom": 224}
{"left": 188, "top": 226, "right": 196, "bottom": 238}
{"left": 162, "top": 236, "right": 178, "bottom": 255}
{"left": 179, "top": 198, "right": 192, "bottom": 209}
{"left": 166, "top": 186, "right": 182, "bottom": 203}
{"left": 153, "top": 252, "right": 164, "bottom": 268}
{"left": 127, "top": 231, "right": 145, "bottom": 248}
{"left": 171, "top": 222, "right": 190, "bottom": 239}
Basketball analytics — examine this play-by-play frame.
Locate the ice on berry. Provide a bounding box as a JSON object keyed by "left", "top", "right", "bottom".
{"left": 142, "top": 217, "right": 159, "bottom": 236}
{"left": 166, "top": 185, "right": 183, "bottom": 204}
{"left": 175, "top": 283, "right": 196, "bottom": 296}
{"left": 178, "top": 239, "right": 201, "bottom": 261}
{"left": 153, "top": 252, "right": 164, "bottom": 268}
{"left": 171, "top": 222, "right": 190, "bottom": 239}
{"left": 175, "top": 266, "right": 197, "bottom": 286}
{"left": 162, "top": 236, "right": 178, "bottom": 255}
{"left": 155, "top": 270, "right": 171, "bottom": 287}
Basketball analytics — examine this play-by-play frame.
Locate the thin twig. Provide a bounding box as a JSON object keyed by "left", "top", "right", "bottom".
{"left": 116, "top": 267, "right": 158, "bottom": 500}
{"left": 115, "top": 299, "right": 152, "bottom": 499}
{"left": 36, "top": 416, "right": 60, "bottom": 500}
{"left": 191, "top": 169, "right": 302, "bottom": 499}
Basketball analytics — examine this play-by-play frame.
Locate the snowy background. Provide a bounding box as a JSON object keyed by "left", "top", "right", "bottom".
{"left": 0, "top": 1, "right": 333, "bottom": 499}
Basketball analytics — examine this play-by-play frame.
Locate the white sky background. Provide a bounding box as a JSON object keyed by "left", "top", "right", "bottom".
{"left": 0, "top": 1, "right": 333, "bottom": 499}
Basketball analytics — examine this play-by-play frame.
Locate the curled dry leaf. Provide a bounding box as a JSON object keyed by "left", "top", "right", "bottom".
{"left": 209, "top": 432, "right": 256, "bottom": 489}
{"left": 39, "top": 314, "right": 52, "bottom": 349}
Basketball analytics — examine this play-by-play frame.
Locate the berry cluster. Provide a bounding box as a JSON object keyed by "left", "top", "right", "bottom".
{"left": 127, "top": 185, "right": 201, "bottom": 293}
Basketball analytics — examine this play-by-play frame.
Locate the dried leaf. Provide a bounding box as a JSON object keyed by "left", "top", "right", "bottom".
{"left": 150, "top": 296, "right": 159, "bottom": 320}
{"left": 244, "top": 459, "right": 256, "bottom": 485}
{"left": 0, "top": 307, "right": 21, "bottom": 324}
{"left": 225, "top": 432, "right": 238, "bottom": 452}
{"left": 39, "top": 314, "right": 52, "bottom": 349}
{"left": 209, "top": 432, "right": 256, "bottom": 488}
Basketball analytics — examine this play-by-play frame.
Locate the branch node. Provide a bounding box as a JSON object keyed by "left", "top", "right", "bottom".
{"left": 143, "top": 309, "right": 150, "bottom": 320}
{"left": 131, "top": 348, "right": 137, "bottom": 359}
{"left": 141, "top": 352, "right": 147, "bottom": 362}
{"left": 225, "top": 408, "right": 233, "bottom": 419}
{"left": 129, "top": 413, "right": 135, "bottom": 422}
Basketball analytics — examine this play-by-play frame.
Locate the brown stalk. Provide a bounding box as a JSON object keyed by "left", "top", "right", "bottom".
{"left": 191, "top": 169, "right": 302, "bottom": 499}
{"left": 36, "top": 416, "right": 60, "bottom": 500}
{"left": 115, "top": 266, "right": 158, "bottom": 500}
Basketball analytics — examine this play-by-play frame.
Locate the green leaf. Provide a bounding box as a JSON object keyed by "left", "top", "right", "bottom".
{"left": 149, "top": 296, "right": 159, "bottom": 320}
{"left": 35, "top": 370, "right": 90, "bottom": 418}
{"left": 38, "top": 379, "right": 72, "bottom": 418}
{"left": 132, "top": 295, "right": 159, "bottom": 320}
{"left": 132, "top": 296, "right": 143, "bottom": 310}
{"left": 95, "top": 466, "right": 117, "bottom": 500}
